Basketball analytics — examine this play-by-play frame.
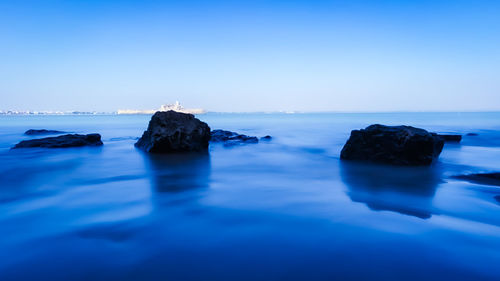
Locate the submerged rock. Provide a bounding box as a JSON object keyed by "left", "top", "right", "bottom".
{"left": 12, "top": 134, "right": 103, "bottom": 148}
{"left": 466, "top": 133, "right": 479, "bottom": 136}
{"left": 340, "top": 124, "right": 444, "bottom": 166}
{"left": 210, "top": 130, "right": 259, "bottom": 146}
{"left": 261, "top": 135, "right": 272, "bottom": 141}
{"left": 135, "top": 111, "right": 210, "bottom": 153}
{"left": 453, "top": 172, "right": 500, "bottom": 187}
{"left": 24, "top": 129, "right": 66, "bottom": 135}
{"left": 437, "top": 134, "right": 462, "bottom": 143}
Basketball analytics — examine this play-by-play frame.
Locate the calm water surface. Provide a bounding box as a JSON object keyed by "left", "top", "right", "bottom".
{"left": 0, "top": 113, "right": 499, "bottom": 281}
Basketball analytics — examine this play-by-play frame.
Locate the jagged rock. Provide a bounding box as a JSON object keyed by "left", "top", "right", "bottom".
{"left": 453, "top": 172, "right": 500, "bottom": 186}
{"left": 437, "top": 134, "right": 462, "bottom": 142}
{"left": 24, "top": 129, "right": 66, "bottom": 135}
{"left": 340, "top": 124, "right": 444, "bottom": 166}
{"left": 12, "top": 134, "right": 103, "bottom": 148}
{"left": 135, "top": 111, "right": 210, "bottom": 153}
{"left": 210, "top": 130, "right": 258, "bottom": 146}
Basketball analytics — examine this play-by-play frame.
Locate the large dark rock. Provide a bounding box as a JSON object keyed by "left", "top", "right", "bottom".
{"left": 135, "top": 111, "right": 210, "bottom": 153}
{"left": 437, "top": 134, "right": 462, "bottom": 143}
{"left": 340, "top": 124, "right": 444, "bottom": 166}
{"left": 453, "top": 172, "right": 500, "bottom": 186}
{"left": 12, "top": 134, "right": 103, "bottom": 148}
{"left": 25, "top": 129, "right": 66, "bottom": 136}
{"left": 210, "top": 130, "right": 259, "bottom": 146}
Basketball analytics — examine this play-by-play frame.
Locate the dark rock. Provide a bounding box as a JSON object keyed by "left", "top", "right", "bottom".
{"left": 466, "top": 133, "right": 479, "bottom": 136}
{"left": 12, "top": 134, "right": 103, "bottom": 148}
{"left": 24, "top": 129, "right": 66, "bottom": 136}
{"left": 209, "top": 130, "right": 236, "bottom": 142}
{"left": 453, "top": 172, "right": 500, "bottom": 187}
{"left": 340, "top": 124, "right": 444, "bottom": 166}
{"left": 437, "top": 134, "right": 462, "bottom": 142}
{"left": 135, "top": 111, "right": 210, "bottom": 153}
{"left": 210, "top": 130, "right": 258, "bottom": 146}
{"left": 261, "top": 135, "right": 272, "bottom": 141}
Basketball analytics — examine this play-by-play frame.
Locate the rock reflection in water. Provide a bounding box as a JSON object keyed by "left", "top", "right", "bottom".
{"left": 143, "top": 152, "right": 211, "bottom": 193}
{"left": 340, "top": 161, "right": 443, "bottom": 219}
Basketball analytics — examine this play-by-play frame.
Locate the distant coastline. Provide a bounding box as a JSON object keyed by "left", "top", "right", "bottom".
{"left": 2, "top": 109, "right": 500, "bottom": 116}
{"left": 0, "top": 110, "right": 112, "bottom": 115}
{"left": 0, "top": 101, "right": 206, "bottom": 116}
{"left": 117, "top": 101, "right": 205, "bottom": 115}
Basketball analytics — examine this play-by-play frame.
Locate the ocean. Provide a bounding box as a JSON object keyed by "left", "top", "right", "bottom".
{"left": 0, "top": 112, "right": 499, "bottom": 281}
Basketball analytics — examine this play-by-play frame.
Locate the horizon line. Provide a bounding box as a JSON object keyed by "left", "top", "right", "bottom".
{"left": 2, "top": 109, "right": 500, "bottom": 115}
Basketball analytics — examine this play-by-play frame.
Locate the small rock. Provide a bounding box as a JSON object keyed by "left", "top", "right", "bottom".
{"left": 340, "top": 124, "right": 444, "bottom": 166}
{"left": 437, "top": 134, "right": 462, "bottom": 142}
{"left": 453, "top": 172, "right": 500, "bottom": 187}
{"left": 210, "top": 130, "right": 259, "bottom": 146}
{"left": 261, "top": 135, "right": 272, "bottom": 141}
{"left": 466, "top": 133, "right": 479, "bottom": 136}
{"left": 24, "top": 129, "right": 66, "bottom": 135}
{"left": 135, "top": 111, "right": 210, "bottom": 153}
{"left": 12, "top": 134, "right": 103, "bottom": 148}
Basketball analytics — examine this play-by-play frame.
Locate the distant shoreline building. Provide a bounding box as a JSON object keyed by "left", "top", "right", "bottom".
{"left": 117, "top": 101, "right": 206, "bottom": 115}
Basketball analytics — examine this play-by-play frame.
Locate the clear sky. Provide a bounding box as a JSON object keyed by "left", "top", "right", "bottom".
{"left": 1, "top": 0, "right": 499, "bottom": 112}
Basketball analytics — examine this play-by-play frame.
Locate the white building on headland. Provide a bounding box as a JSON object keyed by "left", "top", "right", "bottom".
{"left": 117, "top": 101, "right": 206, "bottom": 115}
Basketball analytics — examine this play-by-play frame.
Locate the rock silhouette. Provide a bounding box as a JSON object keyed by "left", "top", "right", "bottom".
{"left": 453, "top": 172, "right": 500, "bottom": 186}
{"left": 210, "top": 130, "right": 259, "bottom": 146}
{"left": 135, "top": 111, "right": 210, "bottom": 153}
{"left": 437, "top": 134, "right": 462, "bottom": 143}
{"left": 341, "top": 124, "right": 444, "bottom": 166}
{"left": 13, "top": 134, "right": 103, "bottom": 148}
{"left": 24, "top": 129, "right": 66, "bottom": 136}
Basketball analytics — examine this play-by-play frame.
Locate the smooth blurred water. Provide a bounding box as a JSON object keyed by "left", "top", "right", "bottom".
{"left": 0, "top": 112, "right": 499, "bottom": 281}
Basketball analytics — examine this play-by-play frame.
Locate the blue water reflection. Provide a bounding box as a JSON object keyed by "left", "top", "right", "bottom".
{"left": 144, "top": 152, "right": 211, "bottom": 193}
{"left": 340, "top": 161, "right": 443, "bottom": 219}
{"left": 0, "top": 113, "right": 499, "bottom": 281}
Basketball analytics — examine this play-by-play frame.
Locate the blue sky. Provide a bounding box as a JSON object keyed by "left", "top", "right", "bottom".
{"left": 1, "top": 0, "right": 499, "bottom": 112}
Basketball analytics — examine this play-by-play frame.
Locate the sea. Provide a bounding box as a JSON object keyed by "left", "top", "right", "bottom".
{"left": 0, "top": 112, "right": 499, "bottom": 281}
